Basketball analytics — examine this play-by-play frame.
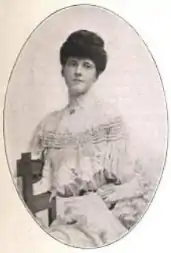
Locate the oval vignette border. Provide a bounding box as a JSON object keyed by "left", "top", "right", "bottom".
{"left": 3, "top": 3, "right": 169, "bottom": 249}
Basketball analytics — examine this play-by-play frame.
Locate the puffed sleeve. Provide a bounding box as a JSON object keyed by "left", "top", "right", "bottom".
{"left": 100, "top": 118, "right": 152, "bottom": 228}
{"left": 106, "top": 139, "right": 151, "bottom": 201}
{"left": 29, "top": 118, "right": 47, "bottom": 159}
{"left": 29, "top": 110, "right": 61, "bottom": 157}
{"left": 28, "top": 111, "right": 61, "bottom": 194}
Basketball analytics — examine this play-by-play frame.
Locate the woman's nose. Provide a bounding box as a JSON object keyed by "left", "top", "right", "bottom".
{"left": 75, "top": 64, "right": 82, "bottom": 75}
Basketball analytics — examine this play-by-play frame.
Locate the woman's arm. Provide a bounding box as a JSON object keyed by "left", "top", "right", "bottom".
{"left": 28, "top": 118, "right": 45, "bottom": 159}
{"left": 99, "top": 160, "right": 150, "bottom": 205}
{"left": 97, "top": 133, "right": 152, "bottom": 228}
{"left": 97, "top": 118, "right": 151, "bottom": 210}
{"left": 27, "top": 112, "right": 59, "bottom": 194}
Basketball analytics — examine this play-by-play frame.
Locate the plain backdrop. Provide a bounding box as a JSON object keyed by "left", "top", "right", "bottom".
{"left": 4, "top": 5, "right": 167, "bottom": 185}
{"left": 0, "top": 1, "right": 171, "bottom": 253}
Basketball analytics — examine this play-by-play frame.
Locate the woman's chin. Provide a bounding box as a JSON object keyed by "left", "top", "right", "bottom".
{"left": 70, "top": 89, "right": 89, "bottom": 98}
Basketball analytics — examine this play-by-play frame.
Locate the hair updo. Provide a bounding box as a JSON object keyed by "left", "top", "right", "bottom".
{"left": 60, "top": 30, "right": 107, "bottom": 76}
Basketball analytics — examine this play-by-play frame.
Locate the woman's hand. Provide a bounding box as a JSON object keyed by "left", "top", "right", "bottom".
{"left": 99, "top": 178, "right": 144, "bottom": 207}
{"left": 97, "top": 184, "right": 118, "bottom": 208}
{"left": 98, "top": 183, "right": 116, "bottom": 199}
{"left": 103, "top": 192, "right": 119, "bottom": 206}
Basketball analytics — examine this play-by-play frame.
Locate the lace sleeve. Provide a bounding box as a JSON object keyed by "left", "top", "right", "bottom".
{"left": 28, "top": 111, "right": 61, "bottom": 194}
{"left": 28, "top": 119, "right": 45, "bottom": 159}
{"left": 100, "top": 119, "right": 152, "bottom": 229}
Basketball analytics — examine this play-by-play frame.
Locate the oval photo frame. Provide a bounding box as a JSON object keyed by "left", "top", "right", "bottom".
{"left": 4, "top": 4, "right": 168, "bottom": 249}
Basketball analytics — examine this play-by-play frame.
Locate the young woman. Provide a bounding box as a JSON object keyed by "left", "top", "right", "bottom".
{"left": 29, "top": 30, "right": 151, "bottom": 247}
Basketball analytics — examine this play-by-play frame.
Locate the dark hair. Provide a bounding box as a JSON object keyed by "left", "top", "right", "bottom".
{"left": 60, "top": 30, "right": 107, "bottom": 76}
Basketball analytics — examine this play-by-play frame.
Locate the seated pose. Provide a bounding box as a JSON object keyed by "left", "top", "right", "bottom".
{"left": 29, "top": 30, "right": 151, "bottom": 248}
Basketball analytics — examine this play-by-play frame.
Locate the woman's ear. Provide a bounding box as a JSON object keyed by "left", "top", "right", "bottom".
{"left": 61, "top": 68, "right": 64, "bottom": 77}
{"left": 95, "top": 72, "right": 99, "bottom": 81}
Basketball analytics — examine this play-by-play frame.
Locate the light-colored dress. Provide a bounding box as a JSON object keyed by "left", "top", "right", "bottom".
{"left": 29, "top": 90, "right": 151, "bottom": 248}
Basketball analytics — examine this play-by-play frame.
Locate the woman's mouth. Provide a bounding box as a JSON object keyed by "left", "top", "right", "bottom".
{"left": 73, "top": 79, "right": 84, "bottom": 83}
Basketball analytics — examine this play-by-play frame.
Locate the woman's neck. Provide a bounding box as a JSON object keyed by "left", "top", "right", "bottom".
{"left": 69, "top": 93, "right": 86, "bottom": 107}
{"left": 68, "top": 88, "right": 96, "bottom": 108}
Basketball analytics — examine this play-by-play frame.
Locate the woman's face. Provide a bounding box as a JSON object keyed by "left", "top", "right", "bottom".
{"left": 62, "top": 57, "right": 97, "bottom": 97}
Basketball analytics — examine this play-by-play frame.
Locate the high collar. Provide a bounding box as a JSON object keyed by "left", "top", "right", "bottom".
{"left": 64, "top": 85, "right": 120, "bottom": 128}
{"left": 67, "top": 86, "right": 99, "bottom": 112}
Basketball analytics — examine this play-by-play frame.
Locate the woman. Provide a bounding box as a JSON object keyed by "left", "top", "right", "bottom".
{"left": 29, "top": 30, "right": 151, "bottom": 248}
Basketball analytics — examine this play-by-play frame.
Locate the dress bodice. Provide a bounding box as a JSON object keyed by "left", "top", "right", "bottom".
{"left": 29, "top": 90, "right": 131, "bottom": 196}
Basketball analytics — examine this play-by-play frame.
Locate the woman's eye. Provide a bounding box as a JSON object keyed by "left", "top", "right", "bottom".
{"left": 68, "top": 61, "right": 77, "bottom": 67}
{"left": 83, "top": 62, "right": 92, "bottom": 69}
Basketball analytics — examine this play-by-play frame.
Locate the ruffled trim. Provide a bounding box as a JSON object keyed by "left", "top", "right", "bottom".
{"left": 41, "top": 117, "right": 125, "bottom": 149}
{"left": 51, "top": 169, "right": 122, "bottom": 198}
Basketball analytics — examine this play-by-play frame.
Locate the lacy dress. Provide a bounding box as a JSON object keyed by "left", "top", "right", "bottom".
{"left": 29, "top": 91, "right": 151, "bottom": 247}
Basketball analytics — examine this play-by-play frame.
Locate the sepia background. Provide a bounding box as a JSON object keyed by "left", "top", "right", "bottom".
{"left": 1, "top": 1, "right": 170, "bottom": 253}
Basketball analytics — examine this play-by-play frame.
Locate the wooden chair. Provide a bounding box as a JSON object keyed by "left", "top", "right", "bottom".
{"left": 17, "top": 152, "right": 56, "bottom": 226}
